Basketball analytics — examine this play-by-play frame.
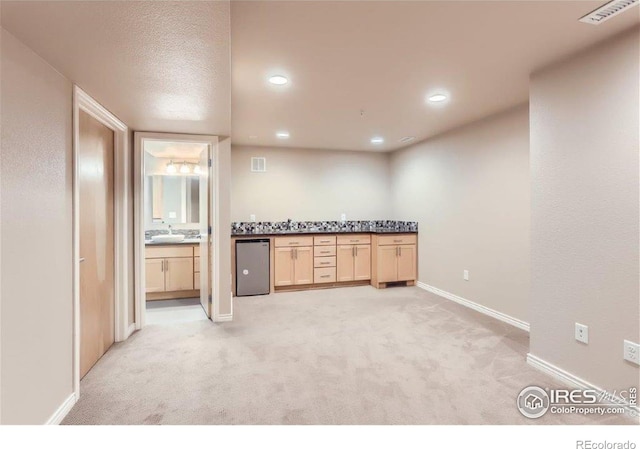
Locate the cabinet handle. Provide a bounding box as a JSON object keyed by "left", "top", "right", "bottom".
{"left": 399, "top": 247, "right": 402, "bottom": 257}
{"left": 350, "top": 239, "right": 357, "bottom": 243}
{"left": 321, "top": 275, "right": 330, "bottom": 278}
{"left": 393, "top": 239, "right": 402, "bottom": 243}
{"left": 290, "top": 241, "right": 299, "bottom": 245}
{"left": 161, "top": 260, "right": 164, "bottom": 272}
{"left": 396, "top": 247, "right": 399, "bottom": 257}
{"left": 355, "top": 246, "right": 358, "bottom": 257}
{"left": 164, "top": 260, "right": 168, "bottom": 271}
{"left": 294, "top": 248, "right": 297, "bottom": 259}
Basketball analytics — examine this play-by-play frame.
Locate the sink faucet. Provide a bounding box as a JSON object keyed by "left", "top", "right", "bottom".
{"left": 168, "top": 224, "right": 173, "bottom": 235}
{"left": 286, "top": 218, "right": 292, "bottom": 230}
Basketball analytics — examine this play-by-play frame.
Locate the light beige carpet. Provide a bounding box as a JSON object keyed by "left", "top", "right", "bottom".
{"left": 63, "top": 286, "right": 631, "bottom": 425}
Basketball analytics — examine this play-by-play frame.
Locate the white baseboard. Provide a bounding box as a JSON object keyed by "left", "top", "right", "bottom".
{"left": 45, "top": 393, "right": 77, "bottom": 425}
{"left": 416, "top": 281, "right": 530, "bottom": 332}
{"left": 213, "top": 314, "right": 233, "bottom": 323}
{"left": 527, "top": 353, "right": 640, "bottom": 419}
{"left": 126, "top": 323, "right": 136, "bottom": 338}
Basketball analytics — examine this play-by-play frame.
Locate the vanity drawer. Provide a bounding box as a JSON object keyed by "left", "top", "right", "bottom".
{"left": 314, "top": 246, "right": 336, "bottom": 257}
{"left": 336, "top": 234, "right": 371, "bottom": 245}
{"left": 274, "top": 236, "right": 314, "bottom": 247}
{"left": 313, "top": 235, "right": 336, "bottom": 246}
{"left": 145, "top": 245, "right": 193, "bottom": 259}
{"left": 314, "top": 267, "right": 336, "bottom": 284}
{"left": 314, "top": 256, "right": 336, "bottom": 268}
{"left": 377, "top": 234, "right": 417, "bottom": 246}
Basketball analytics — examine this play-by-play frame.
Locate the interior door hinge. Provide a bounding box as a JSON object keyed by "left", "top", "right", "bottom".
{"left": 208, "top": 159, "right": 212, "bottom": 167}
{"left": 208, "top": 225, "right": 212, "bottom": 235}
{"left": 208, "top": 294, "right": 212, "bottom": 304}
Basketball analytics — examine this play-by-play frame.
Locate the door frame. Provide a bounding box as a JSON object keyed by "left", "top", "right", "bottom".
{"left": 72, "top": 86, "right": 130, "bottom": 399}
{"left": 133, "top": 132, "right": 221, "bottom": 329}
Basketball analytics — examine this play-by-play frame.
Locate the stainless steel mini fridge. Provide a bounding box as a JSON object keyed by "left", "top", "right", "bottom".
{"left": 235, "top": 239, "right": 270, "bottom": 296}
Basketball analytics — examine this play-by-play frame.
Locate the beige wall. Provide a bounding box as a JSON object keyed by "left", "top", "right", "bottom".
{"left": 231, "top": 145, "right": 392, "bottom": 222}
{"left": 1, "top": 29, "right": 74, "bottom": 424}
{"left": 217, "top": 138, "right": 232, "bottom": 317}
{"left": 529, "top": 29, "right": 639, "bottom": 393}
{"left": 390, "top": 105, "right": 531, "bottom": 323}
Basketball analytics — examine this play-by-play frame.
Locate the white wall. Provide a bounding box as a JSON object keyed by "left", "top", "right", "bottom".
{"left": 390, "top": 105, "right": 530, "bottom": 323}
{"left": 529, "top": 28, "right": 639, "bottom": 393}
{"left": 1, "top": 29, "right": 74, "bottom": 424}
{"left": 231, "top": 145, "right": 392, "bottom": 222}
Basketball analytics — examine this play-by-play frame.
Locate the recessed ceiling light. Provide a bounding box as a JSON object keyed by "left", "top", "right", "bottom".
{"left": 370, "top": 137, "right": 384, "bottom": 145}
{"left": 428, "top": 94, "right": 448, "bottom": 103}
{"left": 276, "top": 131, "right": 290, "bottom": 139}
{"left": 269, "top": 75, "right": 288, "bottom": 85}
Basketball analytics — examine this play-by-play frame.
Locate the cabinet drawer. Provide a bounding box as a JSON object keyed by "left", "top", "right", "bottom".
{"left": 314, "top": 246, "right": 336, "bottom": 257}
{"left": 377, "top": 234, "right": 417, "bottom": 246}
{"left": 337, "top": 234, "right": 371, "bottom": 245}
{"left": 194, "top": 256, "right": 200, "bottom": 273}
{"left": 313, "top": 235, "right": 336, "bottom": 246}
{"left": 314, "top": 256, "right": 336, "bottom": 268}
{"left": 274, "top": 236, "right": 314, "bottom": 247}
{"left": 145, "top": 245, "right": 193, "bottom": 259}
{"left": 314, "top": 267, "right": 336, "bottom": 284}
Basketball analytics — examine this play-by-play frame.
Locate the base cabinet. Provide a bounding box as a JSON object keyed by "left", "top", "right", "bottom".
{"left": 274, "top": 246, "right": 314, "bottom": 286}
{"left": 145, "top": 244, "right": 199, "bottom": 299}
{"left": 372, "top": 235, "right": 417, "bottom": 287}
{"left": 337, "top": 245, "right": 371, "bottom": 282}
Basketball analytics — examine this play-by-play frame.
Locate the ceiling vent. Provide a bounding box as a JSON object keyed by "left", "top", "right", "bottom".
{"left": 579, "top": 0, "right": 639, "bottom": 25}
{"left": 251, "top": 157, "right": 266, "bottom": 173}
{"left": 399, "top": 136, "right": 416, "bottom": 144}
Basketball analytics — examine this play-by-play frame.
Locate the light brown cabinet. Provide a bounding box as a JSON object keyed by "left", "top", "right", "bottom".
{"left": 274, "top": 246, "right": 314, "bottom": 286}
{"left": 337, "top": 244, "right": 371, "bottom": 282}
{"left": 145, "top": 244, "right": 199, "bottom": 299}
{"left": 372, "top": 234, "right": 417, "bottom": 288}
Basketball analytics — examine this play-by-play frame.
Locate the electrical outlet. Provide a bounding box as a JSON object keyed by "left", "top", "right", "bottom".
{"left": 575, "top": 323, "right": 589, "bottom": 344}
{"left": 463, "top": 270, "right": 469, "bottom": 281}
{"left": 250, "top": 214, "right": 256, "bottom": 222}
{"left": 623, "top": 340, "right": 640, "bottom": 365}
{"left": 340, "top": 213, "right": 346, "bottom": 221}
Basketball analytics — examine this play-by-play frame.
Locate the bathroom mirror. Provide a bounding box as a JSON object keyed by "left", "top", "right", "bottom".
{"left": 146, "top": 175, "right": 200, "bottom": 225}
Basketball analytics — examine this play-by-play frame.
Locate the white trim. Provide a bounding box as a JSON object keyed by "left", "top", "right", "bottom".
{"left": 73, "top": 86, "right": 131, "bottom": 401}
{"left": 527, "top": 353, "right": 640, "bottom": 420}
{"left": 126, "top": 323, "right": 136, "bottom": 339}
{"left": 213, "top": 314, "right": 233, "bottom": 323}
{"left": 134, "top": 132, "right": 220, "bottom": 329}
{"left": 416, "top": 281, "right": 530, "bottom": 332}
{"left": 45, "top": 393, "right": 77, "bottom": 425}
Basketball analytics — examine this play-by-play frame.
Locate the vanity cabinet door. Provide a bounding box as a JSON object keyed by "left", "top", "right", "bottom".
{"left": 293, "top": 246, "right": 314, "bottom": 285}
{"left": 353, "top": 245, "right": 371, "bottom": 281}
{"left": 396, "top": 245, "right": 416, "bottom": 282}
{"left": 165, "top": 257, "right": 194, "bottom": 291}
{"left": 274, "top": 248, "right": 295, "bottom": 286}
{"left": 377, "top": 246, "right": 398, "bottom": 282}
{"left": 336, "top": 245, "right": 355, "bottom": 282}
{"left": 145, "top": 259, "right": 165, "bottom": 293}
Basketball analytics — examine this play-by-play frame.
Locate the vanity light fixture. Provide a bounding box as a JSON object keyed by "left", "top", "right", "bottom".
{"left": 166, "top": 161, "right": 177, "bottom": 174}
{"left": 180, "top": 162, "right": 190, "bottom": 174}
{"left": 276, "top": 131, "right": 290, "bottom": 139}
{"left": 193, "top": 165, "right": 202, "bottom": 175}
{"left": 370, "top": 137, "right": 384, "bottom": 145}
{"left": 428, "top": 93, "right": 448, "bottom": 103}
{"left": 269, "top": 75, "right": 288, "bottom": 85}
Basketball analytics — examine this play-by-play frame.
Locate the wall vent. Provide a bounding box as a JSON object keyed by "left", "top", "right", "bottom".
{"left": 251, "top": 157, "right": 266, "bottom": 172}
{"left": 579, "top": 0, "right": 639, "bottom": 25}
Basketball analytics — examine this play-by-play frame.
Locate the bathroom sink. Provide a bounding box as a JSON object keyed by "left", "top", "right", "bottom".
{"left": 151, "top": 234, "right": 186, "bottom": 243}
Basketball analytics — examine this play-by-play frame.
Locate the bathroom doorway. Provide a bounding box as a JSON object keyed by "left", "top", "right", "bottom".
{"left": 134, "top": 133, "right": 219, "bottom": 328}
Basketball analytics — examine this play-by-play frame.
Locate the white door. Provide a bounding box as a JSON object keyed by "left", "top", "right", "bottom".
{"left": 199, "top": 145, "right": 211, "bottom": 317}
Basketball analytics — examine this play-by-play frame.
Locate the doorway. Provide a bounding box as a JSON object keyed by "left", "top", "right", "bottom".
{"left": 72, "top": 86, "right": 130, "bottom": 397}
{"left": 134, "top": 133, "right": 218, "bottom": 328}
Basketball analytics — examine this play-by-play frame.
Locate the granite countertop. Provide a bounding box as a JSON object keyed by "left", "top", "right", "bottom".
{"left": 145, "top": 238, "right": 202, "bottom": 246}
{"left": 232, "top": 228, "right": 417, "bottom": 237}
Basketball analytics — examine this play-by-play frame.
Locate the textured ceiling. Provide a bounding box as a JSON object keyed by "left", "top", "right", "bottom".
{"left": 231, "top": 1, "right": 639, "bottom": 151}
{"left": 1, "top": 1, "right": 231, "bottom": 136}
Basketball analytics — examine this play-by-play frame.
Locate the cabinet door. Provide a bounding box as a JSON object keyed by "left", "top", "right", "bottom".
{"left": 377, "top": 246, "right": 398, "bottom": 282}
{"left": 274, "top": 247, "right": 295, "bottom": 286}
{"left": 354, "top": 245, "right": 371, "bottom": 281}
{"left": 397, "top": 245, "right": 416, "bottom": 281}
{"left": 294, "top": 246, "right": 314, "bottom": 285}
{"left": 145, "top": 259, "right": 165, "bottom": 293}
{"left": 336, "top": 245, "right": 354, "bottom": 282}
{"left": 165, "top": 257, "right": 194, "bottom": 291}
